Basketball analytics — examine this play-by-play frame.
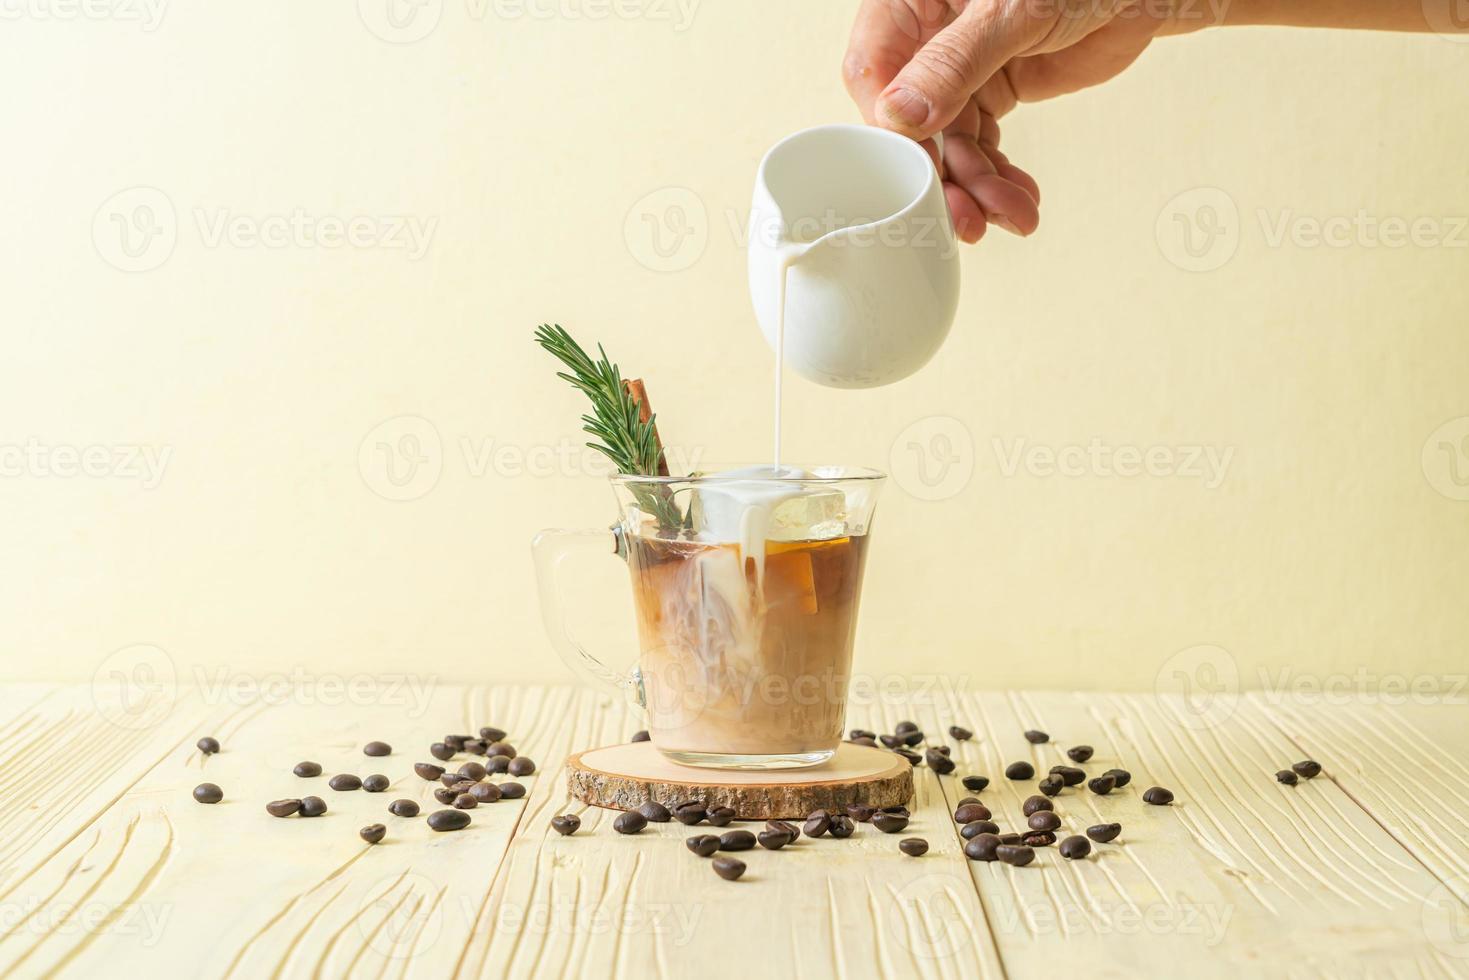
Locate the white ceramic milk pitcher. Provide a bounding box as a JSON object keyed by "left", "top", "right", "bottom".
{"left": 748, "top": 124, "right": 960, "bottom": 389}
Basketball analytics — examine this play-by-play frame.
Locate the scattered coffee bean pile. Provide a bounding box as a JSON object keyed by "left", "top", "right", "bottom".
{"left": 1275, "top": 759, "right": 1321, "bottom": 786}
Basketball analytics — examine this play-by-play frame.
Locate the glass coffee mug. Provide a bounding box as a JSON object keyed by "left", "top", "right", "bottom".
{"left": 533, "top": 466, "right": 884, "bottom": 770}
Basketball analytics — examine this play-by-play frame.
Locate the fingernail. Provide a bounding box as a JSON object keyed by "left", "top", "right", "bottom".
{"left": 991, "top": 214, "right": 1024, "bottom": 236}
{"left": 880, "top": 87, "right": 929, "bottom": 129}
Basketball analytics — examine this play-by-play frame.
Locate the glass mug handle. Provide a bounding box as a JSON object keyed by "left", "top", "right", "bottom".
{"left": 531, "top": 526, "right": 645, "bottom": 709}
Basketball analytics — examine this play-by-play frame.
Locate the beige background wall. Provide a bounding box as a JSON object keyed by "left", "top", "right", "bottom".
{"left": 3, "top": 2, "right": 1467, "bottom": 699}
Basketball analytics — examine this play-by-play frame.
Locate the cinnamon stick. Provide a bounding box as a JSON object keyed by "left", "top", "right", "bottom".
{"left": 621, "top": 378, "right": 670, "bottom": 476}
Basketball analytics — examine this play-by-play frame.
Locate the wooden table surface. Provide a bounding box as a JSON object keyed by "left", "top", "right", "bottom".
{"left": 3, "top": 681, "right": 1468, "bottom": 979}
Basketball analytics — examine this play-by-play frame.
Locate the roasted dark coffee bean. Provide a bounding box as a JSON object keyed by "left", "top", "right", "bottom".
{"left": 363, "top": 774, "right": 389, "bottom": 793}
{"left": 1275, "top": 770, "right": 1299, "bottom": 785}
{"left": 879, "top": 733, "right": 904, "bottom": 749}
{"left": 613, "top": 810, "right": 647, "bottom": 834}
{"left": 551, "top": 814, "right": 580, "bottom": 835}
{"left": 998, "top": 833, "right": 1023, "bottom": 845}
{"left": 956, "top": 796, "right": 979, "bottom": 806}
{"left": 686, "top": 834, "right": 720, "bottom": 856}
{"left": 458, "top": 762, "right": 487, "bottom": 782}
{"left": 389, "top": 799, "right": 420, "bottom": 817}
{"left": 964, "top": 833, "right": 1001, "bottom": 861}
{"left": 932, "top": 745, "right": 951, "bottom": 756}
{"left": 719, "top": 830, "right": 757, "bottom": 851}
{"left": 850, "top": 737, "right": 878, "bottom": 748}
{"left": 446, "top": 776, "right": 474, "bottom": 791}
{"left": 508, "top": 757, "right": 536, "bottom": 777}
{"left": 672, "top": 802, "right": 706, "bottom": 825}
{"left": 1022, "top": 831, "right": 1057, "bottom": 847}
{"left": 266, "top": 798, "right": 301, "bottom": 817}
{"left": 872, "top": 811, "right": 909, "bottom": 834}
{"left": 360, "top": 823, "right": 386, "bottom": 844}
{"left": 498, "top": 782, "right": 526, "bottom": 800}
{"left": 1023, "top": 730, "right": 1049, "bottom": 744}
{"left": 1142, "top": 786, "right": 1174, "bottom": 805}
{"left": 846, "top": 804, "right": 875, "bottom": 822}
{"left": 414, "top": 763, "right": 445, "bottom": 781}
{"left": 487, "top": 755, "right": 512, "bottom": 774}
{"left": 849, "top": 728, "right": 876, "bottom": 740}
{"left": 948, "top": 725, "right": 973, "bottom": 741}
{"left": 486, "top": 742, "right": 516, "bottom": 759}
{"left": 1037, "top": 775, "right": 1064, "bottom": 797}
{"left": 1004, "top": 761, "right": 1035, "bottom": 780}
{"left": 881, "top": 805, "right": 910, "bottom": 817}
{"left": 193, "top": 783, "right": 223, "bottom": 804}
{"left": 961, "top": 775, "right": 990, "bottom": 792}
{"left": 1067, "top": 745, "right": 1094, "bottom": 763}
{"left": 294, "top": 761, "right": 322, "bottom": 778}
{"left": 1292, "top": 760, "right": 1322, "bottom": 779}
{"left": 427, "top": 808, "right": 470, "bottom": 831}
{"left": 1088, "top": 775, "right": 1116, "bottom": 796}
{"left": 462, "top": 740, "right": 488, "bottom": 756}
{"left": 895, "top": 749, "right": 922, "bottom": 766}
{"left": 712, "top": 856, "right": 746, "bottom": 881}
{"left": 1059, "top": 835, "right": 1091, "bottom": 859}
{"left": 630, "top": 730, "right": 650, "bottom": 742}
{"left": 894, "top": 720, "right": 919, "bottom": 735}
{"left": 1050, "top": 765, "right": 1087, "bottom": 786}
{"left": 197, "top": 736, "right": 220, "bottom": 755}
{"left": 453, "top": 793, "right": 477, "bottom": 809}
{"left": 363, "top": 741, "right": 392, "bottom": 757}
{"left": 802, "top": 811, "right": 831, "bottom": 838}
{"left": 1027, "top": 811, "right": 1061, "bottom": 832}
{"left": 996, "top": 844, "right": 1036, "bottom": 866}
{"left": 954, "top": 803, "right": 991, "bottom": 823}
{"left": 767, "top": 819, "right": 800, "bottom": 838}
{"left": 429, "top": 742, "right": 454, "bottom": 761}
{"left": 1022, "top": 795, "right": 1054, "bottom": 816}
{"left": 706, "top": 806, "right": 735, "bottom": 827}
{"left": 758, "top": 829, "right": 793, "bottom": 850}
{"left": 829, "top": 815, "right": 855, "bottom": 839}
{"left": 902, "top": 730, "right": 924, "bottom": 747}
{"left": 300, "top": 796, "right": 327, "bottom": 817}
{"left": 899, "top": 837, "right": 929, "bottom": 856}
{"left": 444, "top": 735, "right": 470, "bottom": 751}
{"left": 434, "top": 787, "right": 457, "bottom": 805}
{"left": 1099, "top": 768, "right": 1130, "bottom": 788}
{"left": 469, "top": 782, "right": 501, "bottom": 803}
{"left": 637, "top": 801, "right": 671, "bottom": 823}
{"left": 479, "top": 726, "right": 507, "bottom": 743}
{"left": 925, "top": 748, "right": 957, "bottom": 775}
{"left": 960, "top": 820, "right": 1000, "bottom": 839}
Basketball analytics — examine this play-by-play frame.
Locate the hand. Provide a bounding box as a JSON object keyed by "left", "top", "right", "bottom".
{"left": 843, "top": 0, "right": 1181, "bottom": 243}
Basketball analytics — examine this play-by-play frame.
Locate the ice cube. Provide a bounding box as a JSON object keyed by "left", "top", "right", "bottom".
{"left": 689, "top": 467, "right": 847, "bottom": 543}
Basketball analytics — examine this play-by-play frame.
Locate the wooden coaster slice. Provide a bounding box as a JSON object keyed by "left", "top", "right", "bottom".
{"left": 565, "top": 741, "right": 913, "bottom": 820}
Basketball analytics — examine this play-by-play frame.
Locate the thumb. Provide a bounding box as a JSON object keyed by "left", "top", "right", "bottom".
{"left": 877, "top": 2, "right": 1040, "bottom": 140}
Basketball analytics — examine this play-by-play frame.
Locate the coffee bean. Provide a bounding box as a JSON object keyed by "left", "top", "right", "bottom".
{"left": 872, "top": 811, "right": 909, "bottom": 834}
{"left": 1275, "top": 770, "right": 1299, "bottom": 785}
{"left": 881, "top": 805, "right": 911, "bottom": 816}
{"left": 458, "top": 762, "right": 487, "bottom": 782}
{"left": 895, "top": 749, "right": 922, "bottom": 766}
{"left": 879, "top": 733, "right": 903, "bottom": 749}
{"left": 1292, "top": 760, "right": 1322, "bottom": 779}
{"left": 960, "top": 820, "right": 1000, "bottom": 839}
{"left": 197, "top": 736, "right": 220, "bottom": 755}
{"left": 932, "top": 745, "right": 951, "bottom": 756}
{"left": 447, "top": 776, "right": 474, "bottom": 791}
{"left": 719, "top": 830, "right": 756, "bottom": 851}
{"left": 948, "top": 725, "right": 973, "bottom": 741}
{"left": 363, "top": 774, "right": 389, "bottom": 793}
{"left": 686, "top": 834, "right": 720, "bottom": 856}
{"left": 1059, "top": 835, "right": 1091, "bottom": 859}
{"left": 266, "top": 798, "right": 301, "bottom": 817}
{"left": 425, "top": 741, "right": 452, "bottom": 761}
{"left": 1088, "top": 775, "right": 1116, "bottom": 796}
{"left": 294, "top": 761, "right": 322, "bottom": 778}
{"left": 767, "top": 819, "right": 800, "bottom": 838}
{"left": 434, "top": 787, "right": 456, "bottom": 805}
{"left": 902, "top": 730, "right": 924, "bottom": 747}
{"left": 899, "top": 837, "right": 929, "bottom": 857}
{"left": 998, "top": 833, "right": 1023, "bottom": 845}
{"left": 1023, "top": 730, "right": 1049, "bottom": 744}
{"left": 486, "top": 742, "right": 516, "bottom": 759}
{"left": 1027, "top": 811, "right": 1061, "bottom": 832}
{"left": 389, "top": 799, "right": 420, "bottom": 817}
{"left": 479, "top": 726, "right": 507, "bottom": 743}
{"left": 964, "top": 833, "right": 1001, "bottom": 861}
{"left": 894, "top": 720, "right": 919, "bottom": 735}
{"left": 672, "top": 802, "right": 706, "bottom": 825}
{"left": 1004, "top": 762, "right": 1034, "bottom": 780}
{"left": 193, "top": 783, "right": 222, "bottom": 804}
{"left": 427, "top": 808, "right": 470, "bottom": 831}
{"left": 360, "top": 823, "right": 386, "bottom": 844}
{"left": 758, "top": 829, "right": 793, "bottom": 850}
{"left": 327, "top": 774, "right": 361, "bottom": 792}
{"left": 300, "top": 796, "right": 327, "bottom": 817}
{"left": 454, "top": 793, "right": 478, "bottom": 810}
{"left": 954, "top": 803, "right": 991, "bottom": 823}
{"left": 1103, "top": 768, "right": 1132, "bottom": 788}
{"left": 829, "top": 815, "right": 855, "bottom": 839}
{"left": 1049, "top": 765, "right": 1086, "bottom": 787}
{"left": 363, "top": 741, "right": 392, "bottom": 757}
{"left": 957, "top": 796, "right": 979, "bottom": 806}
{"left": 802, "top": 811, "right": 831, "bottom": 838}
{"left": 1022, "top": 795, "right": 1054, "bottom": 816}
{"left": 469, "top": 783, "right": 501, "bottom": 803}
{"left": 551, "top": 814, "right": 580, "bottom": 835}
{"left": 706, "top": 806, "right": 735, "bottom": 827}
{"left": 462, "top": 740, "right": 488, "bottom": 756}
{"left": 487, "top": 755, "right": 512, "bottom": 774}
{"left": 637, "top": 801, "right": 671, "bottom": 823}
{"left": 613, "top": 810, "right": 647, "bottom": 834}
{"left": 1022, "top": 831, "right": 1056, "bottom": 847}
{"left": 1067, "top": 745, "right": 1094, "bottom": 763}
{"left": 961, "top": 775, "right": 990, "bottom": 792}
{"left": 846, "top": 804, "right": 875, "bottom": 822}
{"left": 498, "top": 782, "right": 526, "bottom": 800}
{"left": 925, "top": 748, "right": 956, "bottom": 775}
{"left": 508, "top": 757, "right": 536, "bottom": 777}
{"left": 442, "top": 735, "right": 468, "bottom": 751}
{"left": 711, "top": 856, "right": 746, "bottom": 881}
{"left": 1142, "top": 786, "right": 1174, "bottom": 805}
{"left": 849, "top": 728, "right": 876, "bottom": 740}
{"left": 850, "top": 737, "right": 878, "bottom": 748}
{"left": 996, "top": 844, "right": 1036, "bottom": 866}
{"left": 414, "top": 763, "right": 445, "bottom": 781}
{"left": 1037, "top": 776, "right": 1064, "bottom": 797}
